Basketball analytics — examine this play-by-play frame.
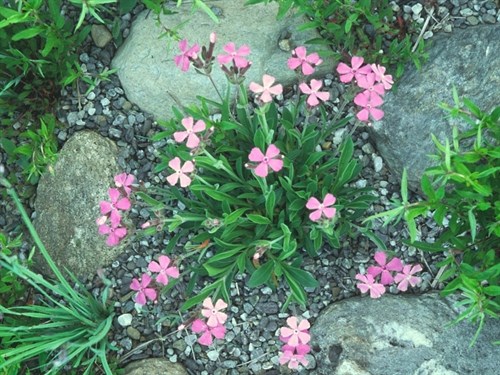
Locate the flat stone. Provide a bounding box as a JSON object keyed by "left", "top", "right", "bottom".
{"left": 91, "top": 24, "right": 113, "bottom": 48}
{"left": 123, "top": 358, "right": 188, "bottom": 375}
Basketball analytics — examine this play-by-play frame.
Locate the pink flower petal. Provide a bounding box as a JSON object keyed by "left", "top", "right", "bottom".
{"left": 268, "top": 158, "right": 283, "bottom": 172}
{"left": 306, "top": 197, "right": 320, "bottom": 210}
{"left": 254, "top": 162, "right": 269, "bottom": 177}
{"left": 248, "top": 147, "right": 265, "bottom": 162}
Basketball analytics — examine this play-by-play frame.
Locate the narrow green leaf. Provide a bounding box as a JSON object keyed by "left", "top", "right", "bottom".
{"left": 247, "top": 260, "right": 274, "bottom": 287}
{"left": 468, "top": 208, "right": 477, "bottom": 242}
{"left": 401, "top": 168, "right": 408, "bottom": 204}
{"left": 246, "top": 214, "right": 271, "bottom": 225}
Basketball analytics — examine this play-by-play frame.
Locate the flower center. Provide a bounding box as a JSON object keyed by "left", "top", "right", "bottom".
{"left": 263, "top": 157, "right": 269, "bottom": 163}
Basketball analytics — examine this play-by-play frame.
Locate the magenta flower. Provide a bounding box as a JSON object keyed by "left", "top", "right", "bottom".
{"left": 371, "top": 63, "right": 394, "bottom": 90}
{"left": 166, "top": 157, "right": 195, "bottom": 187}
{"left": 130, "top": 273, "right": 157, "bottom": 305}
{"left": 249, "top": 74, "right": 283, "bottom": 103}
{"left": 336, "top": 56, "right": 372, "bottom": 83}
{"left": 191, "top": 318, "right": 226, "bottom": 346}
{"left": 367, "top": 251, "right": 403, "bottom": 285}
{"left": 201, "top": 297, "right": 228, "bottom": 327}
{"left": 148, "top": 255, "right": 180, "bottom": 286}
{"left": 174, "top": 39, "right": 200, "bottom": 72}
{"left": 299, "top": 79, "right": 330, "bottom": 107}
{"left": 354, "top": 91, "right": 384, "bottom": 122}
{"left": 217, "top": 42, "right": 251, "bottom": 68}
{"left": 306, "top": 194, "right": 336, "bottom": 222}
{"left": 355, "top": 273, "right": 386, "bottom": 299}
{"left": 357, "top": 73, "right": 386, "bottom": 97}
{"left": 287, "top": 46, "right": 322, "bottom": 75}
{"left": 394, "top": 264, "right": 423, "bottom": 292}
{"left": 280, "top": 316, "right": 311, "bottom": 346}
{"left": 100, "top": 188, "right": 131, "bottom": 216}
{"left": 173, "top": 117, "right": 206, "bottom": 149}
{"left": 248, "top": 144, "right": 283, "bottom": 177}
{"left": 279, "top": 344, "right": 310, "bottom": 369}
{"left": 98, "top": 222, "right": 127, "bottom": 246}
{"left": 114, "top": 173, "right": 135, "bottom": 197}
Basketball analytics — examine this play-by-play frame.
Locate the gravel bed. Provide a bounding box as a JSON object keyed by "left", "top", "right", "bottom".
{"left": 0, "top": 1, "right": 497, "bottom": 373}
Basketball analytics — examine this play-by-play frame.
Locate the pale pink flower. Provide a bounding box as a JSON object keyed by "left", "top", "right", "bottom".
{"left": 357, "top": 73, "right": 386, "bottom": 97}
{"left": 217, "top": 42, "right": 251, "bottom": 68}
{"left": 306, "top": 194, "right": 336, "bottom": 222}
{"left": 248, "top": 144, "right": 283, "bottom": 177}
{"left": 394, "top": 264, "right": 423, "bottom": 291}
{"left": 280, "top": 317, "right": 311, "bottom": 346}
{"left": 299, "top": 79, "right": 330, "bottom": 107}
{"left": 98, "top": 222, "right": 127, "bottom": 246}
{"left": 148, "top": 255, "right": 180, "bottom": 286}
{"left": 279, "top": 344, "right": 310, "bottom": 369}
{"left": 114, "top": 173, "right": 135, "bottom": 196}
{"left": 166, "top": 157, "right": 194, "bottom": 187}
{"left": 355, "top": 273, "right": 386, "bottom": 298}
{"left": 191, "top": 318, "right": 226, "bottom": 346}
{"left": 336, "top": 56, "right": 372, "bottom": 83}
{"left": 287, "top": 46, "right": 323, "bottom": 75}
{"left": 174, "top": 39, "right": 200, "bottom": 72}
{"left": 100, "top": 188, "right": 131, "bottom": 216}
{"left": 173, "top": 117, "right": 206, "bottom": 149}
{"left": 249, "top": 74, "right": 283, "bottom": 103}
{"left": 130, "top": 273, "right": 157, "bottom": 305}
{"left": 201, "top": 297, "right": 228, "bottom": 327}
{"left": 367, "top": 251, "right": 403, "bottom": 285}
{"left": 354, "top": 91, "right": 384, "bottom": 122}
{"left": 371, "top": 63, "right": 394, "bottom": 90}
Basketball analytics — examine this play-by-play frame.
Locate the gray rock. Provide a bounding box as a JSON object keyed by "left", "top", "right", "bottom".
{"left": 369, "top": 25, "right": 499, "bottom": 192}
{"left": 112, "top": 0, "right": 334, "bottom": 120}
{"left": 310, "top": 293, "right": 500, "bottom": 375}
{"left": 34, "top": 131, "right": 123, "bottom": 278}
{"left": 91, "top": 24, "right": 113, "bottom": 48}
{"left": 123, "top": 358, "right": 188, "bottom": 375}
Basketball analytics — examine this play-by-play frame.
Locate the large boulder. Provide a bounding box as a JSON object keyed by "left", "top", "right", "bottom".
{"left": 369, "top": 25, "right": 499, "bottom": 192}
{"left": 34, "top": 131, "right": 124, "bottom": 279}
{"left": 112, "top": 0, "right": 334, "bottom": 120}
{"left": 310, "top": 293, "right": 500, "bottom": 375}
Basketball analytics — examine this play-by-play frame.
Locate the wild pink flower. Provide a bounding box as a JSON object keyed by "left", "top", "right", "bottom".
{"left": 357, "top": 73, "right": 386, "bottom": 97}
{"left": 173, "top": 117, "right": 206, "bottom": 149}
{"left": 130, "top": 273, "right": 157, "bottom": 305}
{"left": 279, "top": 344, "right": 310, "bottom": 369}
{"left": 114, "top": 173, "right": 135, "bottom": 196}
{"left": 394, "top": 264, "right": 423, "bottom": 292}
{"left": 98, "top": 222, "right": 127, "bottom": 246}
{"left": 148, "top": 255, "right": 180, "bottom": 286}
{"left": 306, "top": 194, "right": 336, "bottom": 222}
{"left": 280, "top": 316, "right": 311, "bottom": 346}
{"left": 287, "top": 46, "right": 322, "bottom": 75}
{"left": 367, "top": 251, "right": 403, "bottom": 285}
{"left": 201, "top": 297, "right": 228, "bottom": 327}
{"left": 355, "top": 273, "right": 386, "bottom": 298}
{"left": 100, "top": 188, "right": 131, "bottom": 216}
{"left": 217, "top": 42, "right": 251, "bottom": 68}
{"left": 371, "top": 63, "right": 394, "bottom": 90}
{"left": 299, "top": 79, "right": 330, "bottom": 107}
{"left": 166, "top": 157, "right": 194, "bottom": 187}
{"left": 191, "top": 318, "right": 226, "bottom": 346}
{"left": 354, "top": 91, "right": 384, "bottom": 122}
{"left": 174, "top": 39, "right": 200, "bottom": 72}
{"left": 248, "top": 144, "right": 283, "bottom": 177}
{"left": 249, "top": 74, "right": 283, "bottom": 103}
{"left": 336, "top": 56, "right": 372, "bottom": 83}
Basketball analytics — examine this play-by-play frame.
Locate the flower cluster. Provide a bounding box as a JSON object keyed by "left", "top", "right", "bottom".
{"left": 190, "top": 297, "right": 228, "bottom": 346}
{"left": 279, "top": 316, "right": 311, "bottom": 370}
{"left": 336, "top": 56, "right": 393, "bottom": 124}
{"left": 96, "top": 173, "right": 135, "bottom": 246}
{"left": 129, "top": 255, "right": 180, "bottom": 305}
{"left": 355, "top": 251, "right": 423, "bottom": 298}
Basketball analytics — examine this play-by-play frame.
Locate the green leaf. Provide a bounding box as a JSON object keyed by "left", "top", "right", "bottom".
{"left": 223, "top": 208, "right": 248, "bottom": 225}
{"left": 247, "top": 260, "right": 274, "bottom": 287}
{"left": 12, "top": 27, "right": 44, "bottom": 41}
{"left": 483, "top": 286, "right": 500, "bottom": 297}
{"left": 265, "top": 190, "right": 276, "bottom": 220}
{"left": 282, "top": 265, "right": 318, "bottom": 288}
{"left": 246, "top": 214, "right": 271, "bottom": 225}
{"left": 401, "top": 168, "right": 408, "bottom": 203}
{"left": 468, "top": 208, "right": 477, "bottom": 242}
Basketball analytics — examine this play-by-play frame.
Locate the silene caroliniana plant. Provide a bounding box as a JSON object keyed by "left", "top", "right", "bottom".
{"left": 129, "top": 32, "right": 396, "bottom": 312}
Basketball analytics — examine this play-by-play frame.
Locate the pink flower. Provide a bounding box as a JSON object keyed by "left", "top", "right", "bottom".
{"left": 173, "top": 117, "right": 206, "bottom": 149}
{"left": 367, "top": 251, "right": 403, "bottom": 285}
{"left": 174, "top": 39, "right": 200, "bottom": 72}
{"left": 114, "top": 173, "right": 135, "bottom": 197}
{"left": 130, "top": 273, "right": 157, "bottom": 305}
{"left": 371, "top": 63, "right": 394, "bottom": 90}
{"left": 166, "top": 157, "right": 194, "bottom": 187}
{"left": 354, "top": 91, "right": 384, "bottom": 122}
{"left": 148, "top": 255, "right": 180, "bottom": 286}
{"left": 248, "top": 144, "right": 283, "bottom": 177}
{"left": 191, "top": 318, "right": 226, "bottom": 346}
{"left": 306, "top": 194, "right": 336, "bottom": 222}
{"left": 394, "top": 264, "right": 423, "bottom": 292}
{"left": 249, "top": 74, "right": 283, "bottom": 103}
{"left": 217, "top": 42, "right": 251, "bottom": 68}
{"left": 287, "top": 46, "right": 323, "bottom": 75}
{"left": 336, "top": 56, "right": 372, "bottom": 83}
{"left": 280, "top": 316, "right": 311, "bottom": 346}
{"left": 299, "top": 79, "right": 330, "bottom": 107}
{"left": 100, "top": 188, "right": 131, "bottom": 216}
{"left": 98, "top": 222, "right": 127, "bottom": 246}
{"left": 357, "top": 73, "right": 386, "bottom": 97}
{"left": 355, "top": 273, "right": 386, "bottom": 298}
{"left": 201, "top": 297, "right": 228, "bottom": 327}
{"left": 279, "top": 344, "right": 310, "bottom": 369}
